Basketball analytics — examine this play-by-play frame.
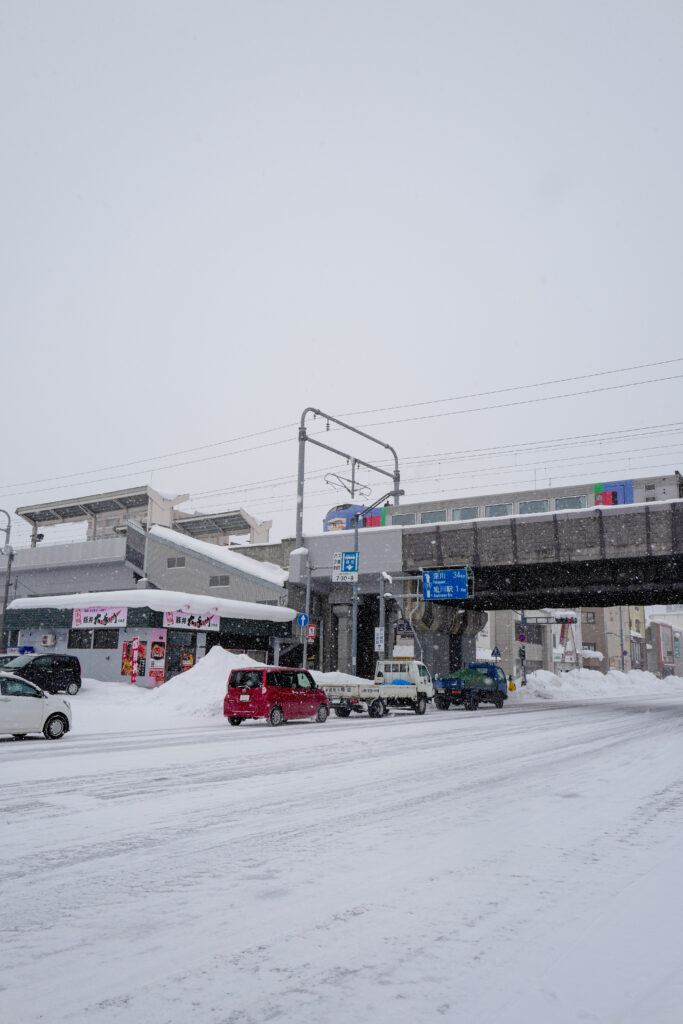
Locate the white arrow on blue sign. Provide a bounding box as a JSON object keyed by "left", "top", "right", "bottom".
{"left": 297, "top": 613, "right": 309, "bottom": 627}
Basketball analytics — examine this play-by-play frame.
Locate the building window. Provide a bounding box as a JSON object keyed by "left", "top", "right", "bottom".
{"left": 582, "top": 611, "right": 595, "bottom": 624}
{"left": 68, "top": 629, "right": 93, "bottom": 649}
{"left": 583, "top": 642, "right": 597, "bottom": 651}
{"left": 93, "top": 628, "right": 120, "bottom": 649}
{"left": 209, "top": 575, "right": 230, "bottom": 588}
{"left": 420, "top": 509, "right": 447, "bottom": 524}
{"left": 519, "top": 499, "right": 549, "bottom": 515}
{"left": 391, "top": 513, "right": 416, "bottom": 526}
{"left": 556, "top": 495, "right": 587, "bottom": 510}
{"left": 485, "top": 503, "right": 513, "bottom": 518}
{"left": 452, "top": 507, "right": 479, "bottom": 521}
{"left": 167, "top": 556, "right": 186, "bottom": 568}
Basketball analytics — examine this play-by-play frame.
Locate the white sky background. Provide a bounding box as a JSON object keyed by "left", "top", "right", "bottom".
{"left": 2, "top": 1, "right": 682, "bottom": 547}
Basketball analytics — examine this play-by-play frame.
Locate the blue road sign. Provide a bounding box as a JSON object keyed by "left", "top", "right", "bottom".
{"left": 422, "top": 568, "right": 469, "bottom": 600}
{"left": 297, "top": 613, "right": 309, "bottom": 628}
{"left": 341, "top": 551, "right": 359, "bottom": 573}
{"left": 491, "top": 646, "right": 501, "bottom": 659}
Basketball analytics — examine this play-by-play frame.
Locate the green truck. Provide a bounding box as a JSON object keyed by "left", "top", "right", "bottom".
{"left": 433, "top": 662, "right": 508, "bottom": 712}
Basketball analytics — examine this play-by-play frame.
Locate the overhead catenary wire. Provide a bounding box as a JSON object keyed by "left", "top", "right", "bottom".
{"left": 0, "top": 357, "right": 679, "bottom": 497}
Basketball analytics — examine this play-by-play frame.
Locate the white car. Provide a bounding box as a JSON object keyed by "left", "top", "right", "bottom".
{"left": 0, "top": 671, "right": 72, "bottom": 740}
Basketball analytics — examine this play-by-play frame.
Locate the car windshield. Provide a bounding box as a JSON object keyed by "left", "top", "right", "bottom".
{"left": 229, "top": 670, "right": 263, "bottom": 689}
{"left": 5, "top": 655, "right": 34, "bottom": 667}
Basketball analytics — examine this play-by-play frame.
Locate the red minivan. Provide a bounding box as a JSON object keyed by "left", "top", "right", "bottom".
{"left": 224, "top": 667, "right": 330, "bottom": 727}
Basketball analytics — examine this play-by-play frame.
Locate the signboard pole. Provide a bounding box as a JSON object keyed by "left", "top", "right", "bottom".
{"left": 131, "top": 637, "right": 139, "bottom": 686}
{"left": 378, "top": 574, "right": 386, "bottom": 661}
{"left": 302, "top": 563, "right": 311, "bottom": 669}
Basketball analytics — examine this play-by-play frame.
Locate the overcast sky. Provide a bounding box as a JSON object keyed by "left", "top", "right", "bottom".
{"left": 2, "top": 1, "right": 682, "bottom": 546}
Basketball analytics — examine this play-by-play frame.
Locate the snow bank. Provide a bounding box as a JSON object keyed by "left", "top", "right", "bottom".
{"left": 73, "top": 656, "right": 683, "bottom": 734}
{"left": 517, "top": 666, "right": 683, "bottom": 701}
{"left": 147, "top": 646, "right": 264, "bottom": 719}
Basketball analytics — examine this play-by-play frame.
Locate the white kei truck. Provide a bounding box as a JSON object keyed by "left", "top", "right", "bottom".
{"left": 324, "top": 658, "right": 434, "bottom": 718}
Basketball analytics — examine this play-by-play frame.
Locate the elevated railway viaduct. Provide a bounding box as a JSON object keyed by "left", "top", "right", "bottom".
{"left": 288, "top": 500, "right": 683, "bottom": 675}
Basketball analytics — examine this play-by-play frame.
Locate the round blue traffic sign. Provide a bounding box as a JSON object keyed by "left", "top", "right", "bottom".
{"left": 297, "top": 613, "right": 309, "bottom": 628}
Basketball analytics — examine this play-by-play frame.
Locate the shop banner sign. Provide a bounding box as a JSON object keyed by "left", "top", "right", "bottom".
{"left": 121, "top": 639, "right": 147, "bottom": 678}
{"left": 73, "top": 606, "right": 127, "bottom": 628}
{"left": 163, "top": 609, "right": 220, "bottom": 631}
{"left": 149, "top": 628, "right": 167, "bottom": 687}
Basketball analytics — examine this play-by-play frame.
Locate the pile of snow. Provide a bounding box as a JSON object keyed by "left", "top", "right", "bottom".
{"left": 73, "top": 657, "right": 683, "bottom": 734}
{"left": 518, "top": 666, "right": 683, "bottom": 701}
{"left": 147, "top": 646, "right": 263, "bottom": 719}
{"left": 147, "top": 648, "right": 366, "bottom": 720}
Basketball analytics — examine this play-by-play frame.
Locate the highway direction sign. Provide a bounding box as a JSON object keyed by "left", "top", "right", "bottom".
{"left": 422, "top": 568, "right": 470, "bottom": 600}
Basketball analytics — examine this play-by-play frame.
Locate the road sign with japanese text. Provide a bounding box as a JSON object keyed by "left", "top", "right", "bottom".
{"left": 422, "top": 568, "right": 469, "bottom": 600}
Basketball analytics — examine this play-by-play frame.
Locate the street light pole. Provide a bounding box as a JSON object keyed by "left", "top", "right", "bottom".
{"left": 350, "top": 489, "right": 404, "bottom": 677}
{"left": 0, "top": 510, "right": 13, "bottom": 654}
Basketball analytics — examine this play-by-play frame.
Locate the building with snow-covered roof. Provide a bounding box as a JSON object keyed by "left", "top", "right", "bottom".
{"left": 2, "top": 488, "right": 286, "bottom": 641}
{"left": 5, "top": 589, "right": 297, "bottom": 683}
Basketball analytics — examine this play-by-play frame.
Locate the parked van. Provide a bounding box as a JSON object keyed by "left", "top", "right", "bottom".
{"left": 223, "top": 667, "right": 330, "bottom": 727}
{"left": 4, "top": 654, "right": 82, "bottom": 695}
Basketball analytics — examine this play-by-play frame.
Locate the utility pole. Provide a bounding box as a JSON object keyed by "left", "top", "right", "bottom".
{"left": 0, "top": 510, "right": 14, "bottom": 654}
{"left": 350, "top": 489, "right": 404, "bottom": 676}
{"left": 618, "top": 605, "right": 625, "bottom": 672}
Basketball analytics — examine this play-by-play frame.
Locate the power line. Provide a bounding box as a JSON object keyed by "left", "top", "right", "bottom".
{"left": 1, "top": 358, "right": 678, "bottom": 495}
{"left": 183, "top": 421, "right": 683, "bottom": 506}
{"left": 348, "top": 373, "right": 683, "bottom": 432}
{"left": 340, "top": 357, "right": 683, "bottom": 419}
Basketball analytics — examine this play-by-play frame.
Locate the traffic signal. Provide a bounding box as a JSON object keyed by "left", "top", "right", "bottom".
{"left": 554, "top": 617, "right": 577, "bottom": 624}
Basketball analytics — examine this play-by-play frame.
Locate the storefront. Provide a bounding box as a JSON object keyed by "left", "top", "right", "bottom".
{"left": 5, "top": 589, "right": 296, "bottom": 685}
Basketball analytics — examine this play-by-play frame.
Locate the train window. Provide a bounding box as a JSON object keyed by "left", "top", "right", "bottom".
{"left": 452, "top": 507, "right": 478, "bottom": 521}
{"left": 485, "top": 503, "right": 513, "bottom": 518}
{"left": 420, "top": 509, "right": 447, "bottom": 524}
{"left": 392, "top": 513, "right": 416, "bottom": 526}
{"left": 519, "top": 499, "right": 549, "bottom": 515}
{"left": 555, "top": 495, "right": 587, "bottom": 510}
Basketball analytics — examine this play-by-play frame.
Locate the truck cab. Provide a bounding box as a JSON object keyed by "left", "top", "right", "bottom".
{"left": 374, "top": 658, "right": 433, "bottom": 696}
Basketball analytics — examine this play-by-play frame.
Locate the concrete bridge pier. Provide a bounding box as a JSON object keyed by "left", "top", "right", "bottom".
{"left": 332, "top": 603, "right": 353, "bottom": 674}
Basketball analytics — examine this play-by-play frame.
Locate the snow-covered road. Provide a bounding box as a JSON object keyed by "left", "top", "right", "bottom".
{"left": 3, "top": 697, "right": 683, "bottom": 1023}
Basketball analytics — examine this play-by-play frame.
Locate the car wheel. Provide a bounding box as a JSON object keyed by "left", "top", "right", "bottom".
{"left": 334, "top": 707, "right": 351, "bottom": 718}
{"left": 13, "top": 734, "right": 27, "bottom": 740}
{"left": 465, "top": 699, "right": 479, "bottom": 711}
{"left": 227, "top": 717, "right": 243, "bottom": 726}
{"left": 268, "top": 706, "right": 284, "bottom": 727}
{"left": 66, "top": 682, "right": 80, "bottom": 696}
{"left": 43, "top": 715, "right": 67, "bottom": 740}
{"left": 434, "top": 695, "right": 450, "bottom": 711}
{"left": 315, "top": 704, "right": 329, "bottom": 723}
{"left": 415, "top": 695, "right": 427, "bottom": 715}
